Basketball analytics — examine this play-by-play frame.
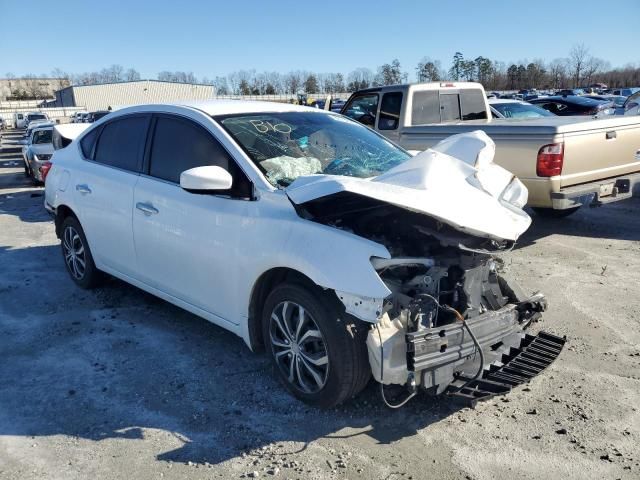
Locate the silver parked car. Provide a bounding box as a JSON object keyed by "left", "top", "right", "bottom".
{"left": 22, "top": 126, "right": 54, "bottom": 183}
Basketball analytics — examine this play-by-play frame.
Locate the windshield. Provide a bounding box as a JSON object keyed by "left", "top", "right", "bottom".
{"left": 217, "top": 112, "right": 411, "bottom": 187}
{"left": 28, "top": 114, "right": 46, "bottom": 121}
{"left": 33, "top": 129, "right": 52, "bottom": 144}
{"left": 492, "top": 102, "right": 555, "bottom": 118}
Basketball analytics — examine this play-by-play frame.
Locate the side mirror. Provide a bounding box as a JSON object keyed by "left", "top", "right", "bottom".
{"left": 180, "top": 165, "right": 232, "bottom": 192}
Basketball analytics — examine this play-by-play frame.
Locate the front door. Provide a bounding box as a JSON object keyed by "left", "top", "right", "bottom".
{"left": 132, "top": 114, "right": 254, "bottom": 323}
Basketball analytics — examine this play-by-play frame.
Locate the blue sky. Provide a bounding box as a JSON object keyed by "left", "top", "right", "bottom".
{"left": 3, "top": 0, "right": 638, "bottom": 80}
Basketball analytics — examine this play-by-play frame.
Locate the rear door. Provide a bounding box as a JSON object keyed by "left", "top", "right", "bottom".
{"left": 73, "top": 114, "right": 150, "bottom": 276}
{"left": 132, "top": 113, "right": 253, "bottom": 323}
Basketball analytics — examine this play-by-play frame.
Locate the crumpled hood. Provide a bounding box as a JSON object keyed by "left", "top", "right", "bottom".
{"left": 286, "top": 131, "right": 531, "bottom": 242}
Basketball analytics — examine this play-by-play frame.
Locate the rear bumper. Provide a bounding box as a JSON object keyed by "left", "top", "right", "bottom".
{"left": 551, "top": 172, "right": 640, "bottom": 209}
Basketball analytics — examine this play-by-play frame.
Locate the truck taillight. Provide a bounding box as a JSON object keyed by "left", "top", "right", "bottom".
{"left": 536, "top": 143, "right": 564, "bottom": 177}
{"left": 39, "top": 162, "right": 52, "bottom": 183}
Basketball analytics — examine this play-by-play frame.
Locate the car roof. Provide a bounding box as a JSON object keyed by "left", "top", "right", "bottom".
{"left": 488, "top": 99, "right": 529, "bottom": 105}
{"left": 97, "top": 100, "right": 325, "bottom": 118}
{"left": 531, "top": 95, "right": 605, "bottom": 105}
{"left": 175, "top": 100, "right": 324, "bottom": 116}
{"left": 31, "top": 125, "right": 53, "bottom": 132}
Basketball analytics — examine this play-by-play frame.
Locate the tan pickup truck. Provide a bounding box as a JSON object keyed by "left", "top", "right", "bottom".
{"left": 340, "top": 82, "right": 640, "bottom": 216}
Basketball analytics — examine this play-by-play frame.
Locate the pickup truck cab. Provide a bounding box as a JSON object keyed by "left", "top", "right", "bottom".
{"left": 341, "top": 82, "right": 640, "bottom": 216}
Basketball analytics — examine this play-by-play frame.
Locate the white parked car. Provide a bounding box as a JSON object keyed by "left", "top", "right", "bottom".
{"left": 45, "top": 101, "right": 563, "bottom": 407}
{"left": 24, "top": 112, "right": 49, "bottom": 127}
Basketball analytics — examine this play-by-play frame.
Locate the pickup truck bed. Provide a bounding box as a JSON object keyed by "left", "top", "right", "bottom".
{"left": 341, "top": 82, "right": 640, "bottom": 211}
{"left": 397, "top": 115, "right": 640, "bottom": 208}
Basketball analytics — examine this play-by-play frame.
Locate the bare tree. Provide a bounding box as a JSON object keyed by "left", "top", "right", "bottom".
{"left": 51, "top": 68, "right": 71, "bottom": 90}
{"left": 23, "top": 74, "right": 44, "bottom": 99}
{"left": 124, "top": 68, "right": 141, "bottom": 81}
{"left": 582, "top": 57, "right": 608, "bottom": 85}
{"left": 347, "top": 68, "right": 373, "bottom": 91}
{"left": 569, "top": 43, "right": 589, "bottom": 86}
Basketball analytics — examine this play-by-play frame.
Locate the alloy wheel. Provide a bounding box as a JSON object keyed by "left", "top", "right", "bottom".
{"left": 62, "top": 226, "right": 86, "bottom": 280}
{"left": 269, "top": 301, "right": 329, "bottom": 394}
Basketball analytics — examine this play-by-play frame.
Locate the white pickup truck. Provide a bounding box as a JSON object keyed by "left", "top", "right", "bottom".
{"left": 341, "top": 82, "right": 640, "bottom": 216}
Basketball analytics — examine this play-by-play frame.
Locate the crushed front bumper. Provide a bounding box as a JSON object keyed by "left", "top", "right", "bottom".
{"left": 446, "top": 331, "right": 566, "bottom": 407}
{"left": 405, "top": 294, "right": 564, "bottom": 403}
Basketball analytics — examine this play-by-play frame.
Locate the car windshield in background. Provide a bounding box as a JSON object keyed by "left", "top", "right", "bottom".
{"left": 33, "top": 129, "right": 52, "bottom": 144}
{"left": 493, "top": 102, "right": 555, "bottom": 118}
{"left": 217, "top": 112, "right": 411, "bottom": 187}
{"left": 28, "top": 114, "right": 47, "bottom": 121}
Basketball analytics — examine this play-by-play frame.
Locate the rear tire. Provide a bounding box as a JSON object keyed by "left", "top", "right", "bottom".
{"left": 262, "top": 283, "right": 371, "bottom": 408}
{"left": 60, "top": 216, "right": 102, "bottom": 289}
{"left": 533, "top": 206, "right": 580, "bottom": 218}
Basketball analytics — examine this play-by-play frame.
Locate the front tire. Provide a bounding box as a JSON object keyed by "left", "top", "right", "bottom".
{"left": 61, "top": 216, "right": 102, "bottom": 289}
{"left": 262, "top": 283, "right": 370, "bottom": 408}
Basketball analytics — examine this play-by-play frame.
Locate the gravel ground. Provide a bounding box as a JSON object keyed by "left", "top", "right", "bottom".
{"left": 1, "top": 129, "right": 639, "bottom": 480}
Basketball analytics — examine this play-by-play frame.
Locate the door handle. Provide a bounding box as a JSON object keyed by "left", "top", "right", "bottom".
{"left": 136, "top": 202, "right": 159, "bottom": 216}
{"left": 75, "top": 184, "right": 92, "bottom": 194}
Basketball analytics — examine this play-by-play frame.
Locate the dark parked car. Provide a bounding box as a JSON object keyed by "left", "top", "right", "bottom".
{"left": 529, "top": 96, "right": 615, "bottom": 116}
{"left": 584, "top": 95, "right": 627, "bottom": 108}
{"left": 555, "top": 88, "right": 586, "bottom": 96}
{"left": 86, "top": 111, "right": 111, "bottom": 123}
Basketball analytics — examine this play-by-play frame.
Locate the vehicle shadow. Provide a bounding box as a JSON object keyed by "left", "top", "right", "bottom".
{"left": 518, "top": 197, "right": 640, "bottom": 247}
{"left": 0, "top": 189, "right": 47, "bottom": 223}
{"left": 0, "top": 244, "right": 464, "bottom": 467}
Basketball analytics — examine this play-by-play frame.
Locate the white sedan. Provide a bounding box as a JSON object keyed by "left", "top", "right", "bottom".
{"left": 45, "top": 101, "right": 561, "bottom": 407}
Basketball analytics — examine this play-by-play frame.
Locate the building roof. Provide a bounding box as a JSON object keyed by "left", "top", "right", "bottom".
{"left": 57, "top": 79, "right": 215, "bottom": 92}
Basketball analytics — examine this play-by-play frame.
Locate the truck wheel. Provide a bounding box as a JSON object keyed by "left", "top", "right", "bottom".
{"left": 61, "top": 216, "right": 102, "bottom": 289}
{"left": 533, "top": 207, "right": 580, "bottom": 218}
{"left": 262, "top": 283, "right": 370, "bottom": 408}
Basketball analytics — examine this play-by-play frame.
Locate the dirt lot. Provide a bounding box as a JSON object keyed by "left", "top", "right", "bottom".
{"left": 1, "top": 129, "right": 638, "bottom": 480}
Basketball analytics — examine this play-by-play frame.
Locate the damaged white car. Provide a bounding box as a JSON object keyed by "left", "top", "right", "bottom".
{"left": 44, "top": 101, "right": 565, "bottom": 408}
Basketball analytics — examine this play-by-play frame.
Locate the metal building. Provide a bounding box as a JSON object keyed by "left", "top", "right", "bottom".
{"left": 54, "top": 80, "right": 216, "bottom": 110}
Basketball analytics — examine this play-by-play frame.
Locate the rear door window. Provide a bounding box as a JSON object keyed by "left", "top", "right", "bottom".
{"left": 411, "top": 91, "right": 440, "bottom": 124}
{"left": 378, "top": 92, "right": 403, "bottom": 130}
{"left": 93, "top": 115, "right": 149, "bottom": 172}
{"left": 460, "top": 90, "right": 487, "bottom": 120}
{"left": 80, "top": 128, "right": 99, "bottom": 158}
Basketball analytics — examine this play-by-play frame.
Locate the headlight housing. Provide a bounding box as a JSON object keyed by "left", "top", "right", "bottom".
{"left": 34, "top": 154, "right": 52, "bottom": 161}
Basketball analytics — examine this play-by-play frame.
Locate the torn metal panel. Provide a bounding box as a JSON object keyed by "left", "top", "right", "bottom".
{"left": 335, "top": 290, "right": 384, "bottom": 323}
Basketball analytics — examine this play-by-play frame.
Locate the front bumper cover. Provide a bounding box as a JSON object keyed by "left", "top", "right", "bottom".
{"left": 405, "top": 293, "right": 563, "bottom": 402}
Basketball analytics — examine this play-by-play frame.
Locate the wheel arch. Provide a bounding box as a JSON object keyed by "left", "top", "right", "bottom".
{"left": 247, "top": 267, "right": 326, "bottom": 352}
{"left": 54, "top": 204, "right": 79, "bottom": 239}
